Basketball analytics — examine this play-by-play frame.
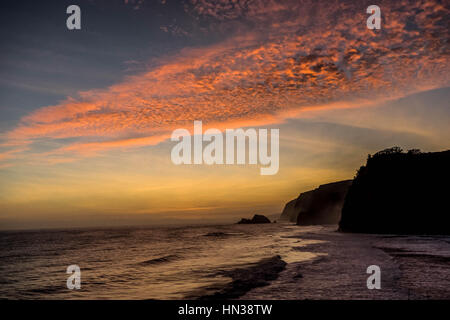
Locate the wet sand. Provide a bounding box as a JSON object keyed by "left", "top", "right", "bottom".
{"left": 241, "top": 225, "right": 450, "bottom": 300}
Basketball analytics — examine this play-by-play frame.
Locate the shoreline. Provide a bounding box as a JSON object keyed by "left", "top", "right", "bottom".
{"left": 238, "top": 225, "right": 450, "bottom": 300}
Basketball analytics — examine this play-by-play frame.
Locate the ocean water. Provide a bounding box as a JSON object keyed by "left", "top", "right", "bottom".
{"left": 0, "top": 223, "right": 317, "bottom": 299}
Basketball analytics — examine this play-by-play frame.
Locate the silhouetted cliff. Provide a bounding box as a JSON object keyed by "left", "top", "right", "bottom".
{"left": 279, "top": 180, "right": 352, "bottom": 225}
{"left": 279, "top": 197, "right": 304, "bottom": 222}
{"left": 339, "top": 147, "right": 450, "bottom": 234}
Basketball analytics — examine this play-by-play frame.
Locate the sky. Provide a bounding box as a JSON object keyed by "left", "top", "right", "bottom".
{"left": 0, "top": 0, "right": 449, "bottom": 230}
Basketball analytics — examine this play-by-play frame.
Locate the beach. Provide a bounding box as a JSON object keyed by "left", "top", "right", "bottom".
{"left": 241, "top": 225, "right": 450, "bottom": 300}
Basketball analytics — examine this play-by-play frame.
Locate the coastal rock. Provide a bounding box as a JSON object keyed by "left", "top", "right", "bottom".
{"left": 279, "top": 180, "right": 352, "bottom": 225}
{"left": 237, "top": 214, "right": 271, "bottom": 224}
{"left": 339, "top": 148, "right": 450, "bottom": 234}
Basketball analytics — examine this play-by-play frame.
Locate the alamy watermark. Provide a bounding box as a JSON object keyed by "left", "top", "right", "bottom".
{"left": 64, "top": 5, "right": 379, "bottom": 31}
{"left": 66, "top": 5, "right": 81, "bottom": 30}
{"left": 171, "top": 121, "right": 279, "bottom": 175}
{"left": 367, "top": 5, "right": 381, "bottom": 30}
{"left": 366, "top": 265, "right": 381, "bottom": 289}
{"left": 66, "top": 264, "right": 81, "bottom": 290}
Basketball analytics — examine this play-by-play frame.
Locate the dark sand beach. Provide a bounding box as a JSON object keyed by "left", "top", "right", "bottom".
{"left": 241, "top": 225, "right": 450, "bottom": 300}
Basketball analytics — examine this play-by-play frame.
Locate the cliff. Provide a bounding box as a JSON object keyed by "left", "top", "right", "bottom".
{"left": 279, "top": 199, "right": 298, "bottom": 222}
{"left": 279, "top": 180, "right": 352, "bottom": 225}
{"left": 339, "top": 148, "right": 450, "bottom": 234}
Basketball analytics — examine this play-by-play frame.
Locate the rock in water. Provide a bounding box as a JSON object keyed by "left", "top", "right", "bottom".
{"left": 237, "top": 214, "right": 271, "bottom": 224}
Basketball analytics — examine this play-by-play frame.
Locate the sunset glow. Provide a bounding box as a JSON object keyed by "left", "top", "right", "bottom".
{"left": 0, "top": 0, "right": 449, "bottom": 229}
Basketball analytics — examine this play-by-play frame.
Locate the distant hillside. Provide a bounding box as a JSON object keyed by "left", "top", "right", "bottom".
{"left": 279, "top": 180, "right": 352, "bottom": 225}
{"left": 339, "top": 147, "right": 450, "bottom": 234}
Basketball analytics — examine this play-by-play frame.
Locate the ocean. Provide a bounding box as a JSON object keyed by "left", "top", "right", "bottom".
{"left": 0, "top": 223, "right": 318, "bottom": 299}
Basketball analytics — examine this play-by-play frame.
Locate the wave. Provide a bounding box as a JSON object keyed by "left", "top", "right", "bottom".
{"left": 137, "top": 254, "right": 179, "bottom": 266}
{"left": 25, "top": 284, "right": 68, "bottom": 296}
{"left": 203, "top": 231, "right": 244, "bottom": 237}
{"left": 197, "top": 255, "right": 287, "bottom": 299}
{"left": 203, "top": 232, "right": 228, "bottom": 237}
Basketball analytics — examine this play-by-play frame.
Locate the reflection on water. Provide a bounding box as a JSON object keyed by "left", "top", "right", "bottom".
{"left": 0, "top": 223, "right": 322, "bottom": 299}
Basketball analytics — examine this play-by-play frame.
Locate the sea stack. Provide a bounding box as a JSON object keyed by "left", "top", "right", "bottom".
{"left": 237, "top": 214, "right": 271, "bottom": 224}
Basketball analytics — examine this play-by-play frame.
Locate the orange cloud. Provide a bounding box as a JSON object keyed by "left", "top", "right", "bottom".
{"left": 2, "top": 0, "right": 449, "bottom": 162}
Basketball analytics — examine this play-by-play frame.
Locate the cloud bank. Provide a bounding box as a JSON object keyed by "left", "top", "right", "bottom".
{"left": 2, "top": 0, "right": 449, "bottom": 160}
